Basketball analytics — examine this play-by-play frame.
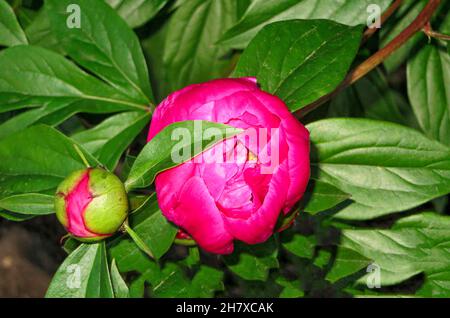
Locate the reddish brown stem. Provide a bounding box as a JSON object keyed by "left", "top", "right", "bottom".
{"left": 363, "top": 0, "right": 403, "bottom": 41}
{"left": 296, "top": 0, "right": 442, "bottom": 118}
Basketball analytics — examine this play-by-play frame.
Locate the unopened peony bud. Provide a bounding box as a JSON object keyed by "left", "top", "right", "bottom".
{"left": 54, "top": 168, "right": 128, "bottom": 242}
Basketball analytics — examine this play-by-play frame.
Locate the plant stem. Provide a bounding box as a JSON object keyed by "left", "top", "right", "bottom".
{"left": 423, "top": 22, "right": 450, "bottom": 41}
{"left": 73, "top": 144, "right": 91, "bottom": 168}
{"left": 296, "top": 0, "right": 442, "bottom": 118}
{"left": 363, "top": 0, "right": 403, "bottom": 41}
{"left": 124, "top": 223, "right": 155, "bottom": 259}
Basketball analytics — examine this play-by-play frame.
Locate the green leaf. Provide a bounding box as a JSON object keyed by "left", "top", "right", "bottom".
{"left": 0, "top": 193, "right": 54, "bottom": 216}
{"left": 149, "top": 263, "right": 190, "bottom": 297}
{"left": 162, "top": 0, "right": 238, "bottom": 94}
{"left": 380, "top": 0, "right": 427, "bottom": 73}
{"left": 339, "top": 212, "right": 450, "bottom": 296}
{"left": 326, "top": 248, "right": 371, "bottom": 283}
{"left": 141, "top": 19, "right": 168, "bottom": 103}
{"left": 109, "top": 238, "right": 155, "bottom": 273}
{"left": 407, "top": 44, "right": 450, "bottom": 146}
{"left": 46, "top": 0, "right": 153, "bottom": 104}
{"left": 0, "top": 0, "right": 28, "bottom": 46}
{"left": 224, "top": 237, "right": 279, "bottom": 281}
{"left": 24, "top": 7, "right": 62, "bottom": 53}
{"left": 181, "top": 247, "right": 200, "bottom": 268}
{"left": 417, "top": 271, "right": 450, "bottom": 297}
{"left": 0, "top": 45, "right": 147, "bottom": 113}
{"left": 129, "top": 194, "right": 177, "bottom": 259}
{"left": 125, "top": 120, "right": 242, "bottom": 191}
{"left": 0, "top": 100, "right": 77, "bottom": 139}
{"left": 106, "top": 0, "right": 169, "bottom": 28}
{"left": 0, "top": 125, "right": 99, "bottom": 199}
{"left": 46, "top": 243, "right": 114, "bottom": 298}
{"left": 63, "top": 237, "right": 81, "bottom": 254}
{"left": 0, "top": 210, "right": 34, "bottom": 221}
{"left": 124, "top": 223, "right": 155, "bottom": 259}
{"left": 110, "top": 259, "right": 130, "bottom": 298}
{"left": 220, "top": 0, "right": 392, "bottom": 49}
{"left": 276, "top": 276, "right": 304, "bottom": 298}
{"left": 329, "top": 69, "right": 418, "bottom": 127}
{"left": 16, "top": 7, "right": 38, "bottom": 29}
{"left": 301, "top": 179, "right": 350, "bottom": 214}
{"left": 72, "top": 111, "right": 150, "bottom": 170}
{"left": 308, "top": 118, "right": 450, "bottom": 220}
{"left": 233, "top": 20, "right": 363, "bottom": 111}
{"left": 281, "top": 234, "right": 316, "bottom": 259}
{"left": 190, "top": 266, "right": 224, "bottom": 297}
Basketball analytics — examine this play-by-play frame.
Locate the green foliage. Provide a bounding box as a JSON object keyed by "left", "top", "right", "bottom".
{"left": 219, "top": 0, "right": 392, "bottom": 49}
{"left": 0, "top": 0, "right": 28, "bottom": 46}
{"left": 46, "top": 242, "right": 114, "bottom": 298}
{"left": 46, "top": 0, "right": 154, "bottom": 104}
{"left": 106, "top": 0, "right": 169, "bottom": 28}
{"left": 234, "top": 19, "right": 363, "bottom": 111}
{"left": 407, "top": 44, "right": 450, "bottom": 146}
{"left": 161, "top": 0, "right": 238, "bottom": 94}
{"left": 308, "top": 118, "right": 450, "bottom": 220}
{"left": 0, "top": 0, "right": 449, "bottom": 299}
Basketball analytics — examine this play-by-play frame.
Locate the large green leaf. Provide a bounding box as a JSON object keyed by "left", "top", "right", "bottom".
{"left": 224, "top": 237, "right": 279, "bottom": 281}
{"left": 0, "top": 124, "right": 99, "bottom": 199}
{"left": 339, "top": 212, "right": 450, "bottom": 296}
{"left": 219, "top": 0, "right": 392, "bottom": 49}
{"left": 407, "top": 44, "right": 450, "bottom": 146}
{"left": 308, "top": 118, "right": 450, "bottom": 220}
{"left": 46, "top": 0, "right": 153, "bottom": 104}
{"left": 0, "top": 193, "right": 54, "bottom": 216}
{"left": 0, "top": 0, "right": 28, "bottom": 46}
{"left": 162, "top": 0, "right": 238, "bottom": 94}
{"left": 125, "top": 120, "right": 242, "bottom": 191}
{"left": 106, "top": 0, "right": 169, "bottom": 28}
{"left": 325, "top": 248, "right": 371, "bottom": 283}
{"left": 300, "top": 179, "right": 350, "bottom": 215}
{"left": 0, "top": 45, "right": 147, "bottom": 113}
{"left": 72, "top": 111, "right": 151, "bottom": 170}
{"left": 46, "top": 243, "right": 114, "bottom": 298}
{"left": 233, "top": 20, "right": 363, "bottom": 111}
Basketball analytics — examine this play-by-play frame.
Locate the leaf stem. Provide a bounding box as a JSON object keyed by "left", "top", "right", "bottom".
{"left": 124, "top": 223, "right": 155, "bottom": 259}
{"left": 296, "top": 0, "right": 442, "bottom": 118}
{"left": 423, "top": 22, "right": 450, "bottom": 41}
{"left": 73, "top": 144, "right": 91, "bottom": 168}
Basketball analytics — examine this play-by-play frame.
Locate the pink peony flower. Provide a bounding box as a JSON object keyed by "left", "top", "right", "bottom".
{"left": 148, "top": 78, "right": 310, "bottom": 254}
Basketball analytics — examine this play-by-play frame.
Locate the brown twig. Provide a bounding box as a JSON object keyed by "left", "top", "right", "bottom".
{"left": 296, "top": 0, "right": 442, "bottom": 118}
{"left": 363, "top": 0, "right": 403, "bottom": 41}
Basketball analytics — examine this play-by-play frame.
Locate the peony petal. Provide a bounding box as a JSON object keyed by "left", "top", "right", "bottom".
{"left": 222, "top": 161, "right": 289, "bottom": 244}
{"left": 164, "top": 176, "right": 234, "bottom": 254}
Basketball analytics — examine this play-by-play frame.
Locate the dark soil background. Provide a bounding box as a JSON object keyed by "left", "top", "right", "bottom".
{"left": 0, "top": 217, "right": 65, "bottom": 297}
